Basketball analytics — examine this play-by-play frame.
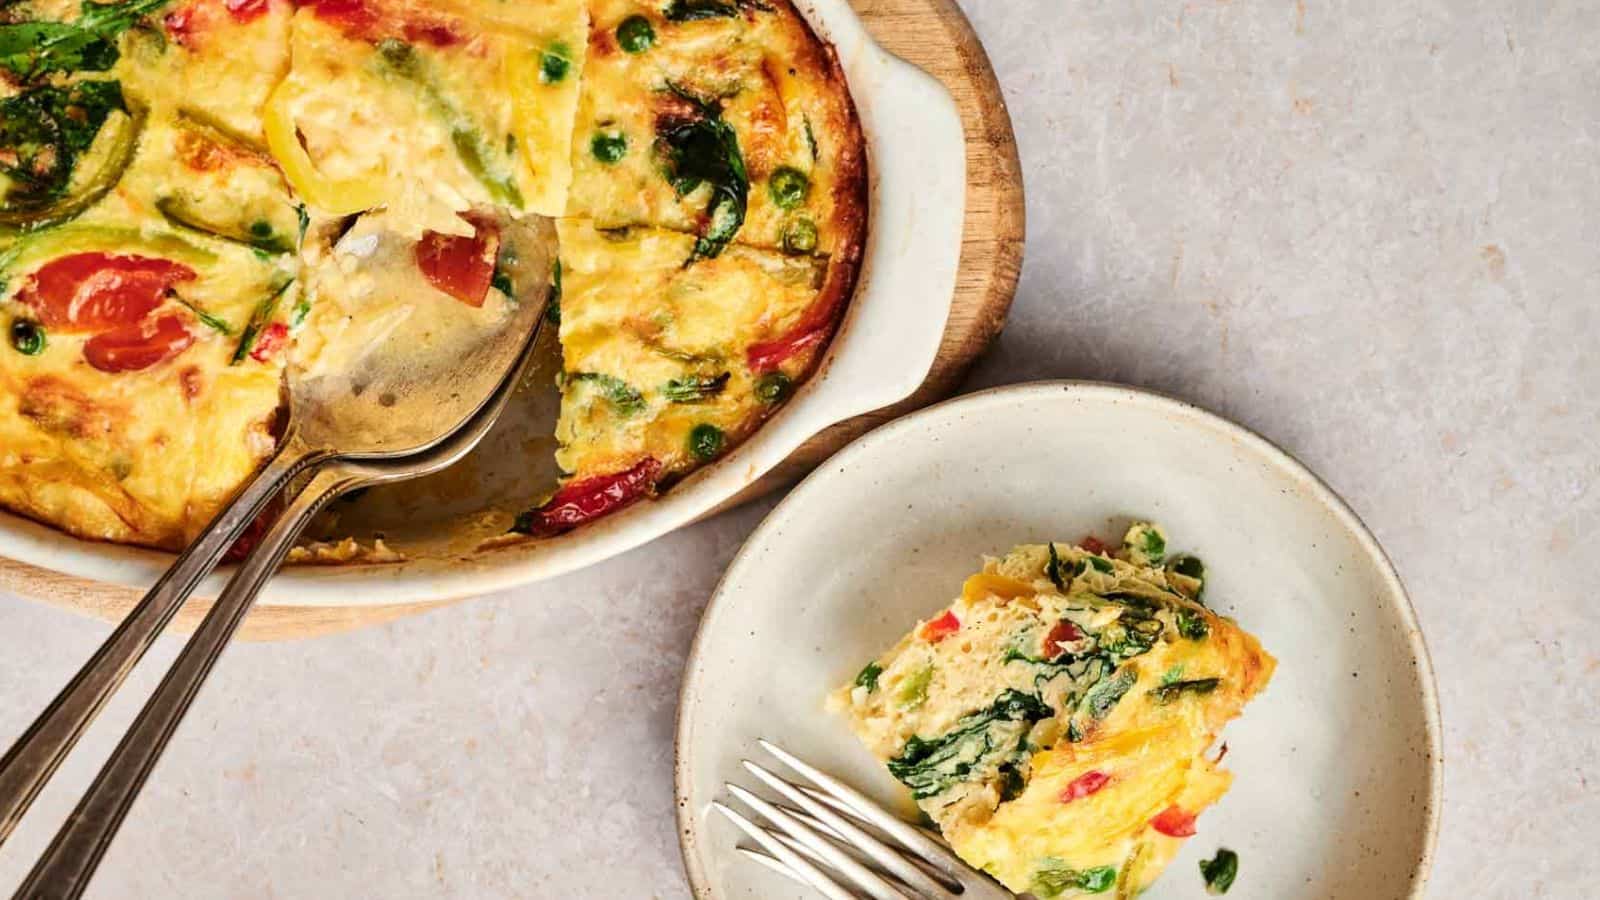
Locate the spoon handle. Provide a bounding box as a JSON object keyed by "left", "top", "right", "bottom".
{"left": 13, "top": 465, "right": 360, "bottom": 900}
{"left": 0, "top": 439, "right": 326, "bottom": 851}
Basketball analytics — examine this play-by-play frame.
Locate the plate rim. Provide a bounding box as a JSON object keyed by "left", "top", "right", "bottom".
{"left": 673, "top": 378, "right": 1444, "bottom": 898}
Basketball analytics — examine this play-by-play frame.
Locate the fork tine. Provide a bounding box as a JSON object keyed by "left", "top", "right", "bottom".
{"left": 736, "top": 845, "right": 812, "bottom": 887}
{"left": 798, "top": 786, "right": 954, "bottom": 852}
{"left": 744, "top": 760, "right": 960, "bottom": 898}
{"left": 776, "top": 803, "right": 848, "bottom": 842}
{"left": 777, "top": 803, "right": 957, "bottom": 889}
{"left": 725, "top": 783, "right": 908, "bottom": 900}
{"left": 714, "top": 801, "right": 857, "bottom": 900}
{"left": 758, "top": 738, "right": 970, "bottom": 876}
{"left": 764, "top": 829, "right": 921, "bottom": 896}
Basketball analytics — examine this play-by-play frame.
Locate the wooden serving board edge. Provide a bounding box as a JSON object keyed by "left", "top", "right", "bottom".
{"left": 0, "top": 0, "right": 1024, "bottom": 642}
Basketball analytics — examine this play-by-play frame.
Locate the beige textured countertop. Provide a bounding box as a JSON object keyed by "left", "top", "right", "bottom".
{"left": 2, "top": 1, "right": 1595, "bottom": 896}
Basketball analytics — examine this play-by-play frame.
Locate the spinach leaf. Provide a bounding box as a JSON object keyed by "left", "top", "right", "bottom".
{"left": 663, "top": 0, "right": 736, "bottom": 20}
{"left": 231, "top": 277, "right": 295, "bottom": 364}
{"left": 1168, "top": 552, "right": 1207, "bottom": 601}
{"left": 1081, "top": 666, "right": 1136, "bottom": 719}
{"left": 0, "top": 80, "right": 125, "bottom": 212}
{"left": 996, "top": 762, "right": 1025, "bottom": 801}
{"left": 1046, "top": 542, "right": 1078, "bottom": 590}
{"left": 662, "top": 372, "right": 729, "bottom": 403}
{"left": 1176, "top": 606, "right": 1210, "bottom": 640}
{"left": 853, "top": 662, "right": 882, "bottom": 692}
{"left": 175, "top": 297, "right": 233, "bottom": 335}
{"left": 886, "top": 689, "right": 1051, "bottom": 800}
{"left": 1147, "top": 677, "right": 1220, "bottom": 706}
{"left": 1088, "top": 555, "right": 1113, "bottom": 573}
{"left": 1123, "top": 521, "right": 1166, "bottom": 564}
{"left": 0, "top": 0, "right": 171, "bottom": 80}
{"left": 569, "top": 371, "right": 645, "bottom": 415}
{"left": 662, "top": 0, "right": 771, "bottom": 21}
{"left": 1095, "top": 610, "right": 1163, "bottom": 658}
{"left": 544, "top": 259, "right": 562, "bottom": 324}
{"left": 1031, "top": 861, "right": 1117, "bottom": 897}
{"left": 654, "top": 89, "right": 747, "bottom": 264}
{"left": 1200, "top": 848, "right": 1239, "bottom": 894}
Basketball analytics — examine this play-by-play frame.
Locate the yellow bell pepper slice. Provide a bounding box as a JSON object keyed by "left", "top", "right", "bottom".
{"left": 961, "top": 573, "right": 1038, "bottom": 604}
{"left": 502, "top": 31, "right": 581, "bottom": 216}
{"left": 264, "top": 76, "right": 389, "bottom": 216}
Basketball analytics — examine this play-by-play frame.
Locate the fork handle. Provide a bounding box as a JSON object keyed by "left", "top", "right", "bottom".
{"left": 0, "top": 438, "right": 328, "bottom": 851}
{"left": 13, "top": 464, "right": 360, "bottom": 900}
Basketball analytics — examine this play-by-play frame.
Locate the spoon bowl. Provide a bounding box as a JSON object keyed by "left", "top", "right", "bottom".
{"left": 289, "top": 211, "right": 558, "bottom": 458}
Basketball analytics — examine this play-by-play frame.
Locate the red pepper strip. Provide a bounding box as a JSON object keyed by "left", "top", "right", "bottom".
{"left": 19, "top": 253, "right": 196, "bottom": 331}
{"left": 166, "top": 0, "right": 273, "bottom": 48}
{"left": 744, "top": 278, "right": 848, "bottom": 373}
{"left": 1079, "top": 535, "right": 1109, "bottom": 555}
{"left": 919, "top": 610, "right": 961, "bottom": 643}
{"left": 225, "top": 0, "right": 271, "bottom": 20}
{"left": 83, "top": 315, "right": 194, "bottom": 373}
{"left": 1149, "top": 805, "right": 1198, "bottom": 837}
{"left": 1044, "top": 619, "right": 1084, "bottom": 658}
{"left": 528, "top": 457, "right": 662, "bottom": 535}
{"left": 249, "top": 322, "right": 289, "bottom": 362}
{"left": 301, "top": 0, "right": 463, "bottom": 48}
{"left": 746, "top": 327, "right": 826, "bottom": 375}
{"left": 415, "top": 217, "right": 500, "bottom": 307}
{"left": 1059, "top": 770, "right": 1111, "bottom": 803}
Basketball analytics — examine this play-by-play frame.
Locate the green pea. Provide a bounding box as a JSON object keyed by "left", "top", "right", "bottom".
{"left": 768, "top": 166, "right": 810, "bottom": 209}
{"left": 540, "top": 43, "right": 572, "bottom": 83}
{"left": 248, "top": 220, "right": 273, "bottom": 239}
{"left": 591, "top": 131, "right": 628, "bottom": 164}
{"left": 754, "top": 371, "right": 791, "bottom": 404}
{"left": 688, "top": 423, "right": 725, "bottom": 461}
{"left": 781, "top": 217, "right": 817, "bottom": 254}
{"left": 9, "top": 318, "right": 45, "bottom": 356}
{"left": 616, "top": 15, "right": 655, "bottom": 53}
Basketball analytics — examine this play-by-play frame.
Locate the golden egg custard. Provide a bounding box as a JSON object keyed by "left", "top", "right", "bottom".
{"left": 0, "top": 0, "right": 864, "bottom": 549}
{"left": 832, "top": 523, "right": 1275, "bottom": 898}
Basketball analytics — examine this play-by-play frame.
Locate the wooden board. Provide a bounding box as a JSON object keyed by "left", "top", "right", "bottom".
{"left": 0, "top": 0, "right": 1025, "bottom": 642}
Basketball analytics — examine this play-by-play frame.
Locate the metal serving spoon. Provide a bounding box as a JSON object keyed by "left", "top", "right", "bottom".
{"left": 0, "top": 212, "right": 557, "bottom": 898}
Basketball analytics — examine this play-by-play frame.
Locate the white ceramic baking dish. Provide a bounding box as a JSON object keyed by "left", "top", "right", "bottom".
{"left": 0, "top": 0, "right": 967, "bottom": 607}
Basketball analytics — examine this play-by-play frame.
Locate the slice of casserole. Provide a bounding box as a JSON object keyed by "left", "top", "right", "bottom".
{"left": 831, "top": 523, "right": 1275, "bottom": 898}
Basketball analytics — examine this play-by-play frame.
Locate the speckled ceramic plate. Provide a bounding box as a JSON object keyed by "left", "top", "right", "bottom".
{"left": 675, "top": 380, "right": 1441, "bottom": 899}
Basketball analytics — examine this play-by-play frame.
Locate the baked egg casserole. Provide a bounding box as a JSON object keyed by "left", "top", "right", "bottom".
{"left": 0, "top": 0, "right": 864, "bottom": 549}
{"left": 831, "top": 523, "right": 1275, "bottom": 897}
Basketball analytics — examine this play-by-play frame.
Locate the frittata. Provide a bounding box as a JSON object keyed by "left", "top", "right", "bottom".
{"left": 831, "top": 523, "right": 1275, "bottom": 897}
{"left": 0, "top": 0, "right": 865, "bottom": 549}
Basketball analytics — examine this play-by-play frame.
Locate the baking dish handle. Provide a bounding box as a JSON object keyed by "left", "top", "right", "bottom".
{"left": 804, "top": 9, "right": 968, "bottom": 426}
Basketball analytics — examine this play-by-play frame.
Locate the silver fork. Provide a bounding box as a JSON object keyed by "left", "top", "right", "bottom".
{"left": 714, "top": 739, "right": 1013, "bottom": 900}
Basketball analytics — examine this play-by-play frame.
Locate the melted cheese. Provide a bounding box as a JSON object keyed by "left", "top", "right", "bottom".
{"left": 833, "top": 525, "right": 1276, "bottom": 898}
